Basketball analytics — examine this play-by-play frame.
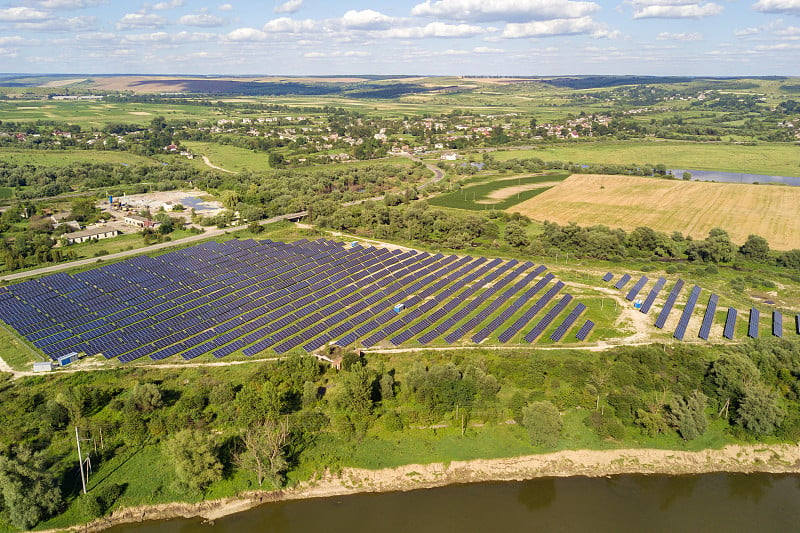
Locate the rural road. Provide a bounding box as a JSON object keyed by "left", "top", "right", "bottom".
{"left": 201, "top": 155, "right": 236, "bottom": 173}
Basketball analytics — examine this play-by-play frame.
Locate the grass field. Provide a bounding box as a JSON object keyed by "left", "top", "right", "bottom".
{"left": 428, "top": 172, "right": 569, "bottom": 211}
{"left": 0, "top": 187, "right": 12, "bottom": 199}
{"left": 514, "top": 174, "right": 800, "bottom": 250}
{"left": 0, "top": 148, "right": 158, "bottom": 167}
{"left": 182, "top": 141, "right": 273, "bottom": 173}
{"left": 492, "top": 141, "right": 800, "bottom": 177}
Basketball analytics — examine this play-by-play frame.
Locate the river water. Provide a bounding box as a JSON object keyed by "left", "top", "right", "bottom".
{"left": 108, "top": 473, "right": 800, "bottom": 533}
{"left": 669, "top": 169, "right": 800, "bottom": 186}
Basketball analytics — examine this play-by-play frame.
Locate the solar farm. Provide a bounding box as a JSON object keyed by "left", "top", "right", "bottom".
{"left": 0, "top": 238, "right": 596, "bottom": 364}
{"left": 604, "top": 272, "right": 799, "bottom": 341}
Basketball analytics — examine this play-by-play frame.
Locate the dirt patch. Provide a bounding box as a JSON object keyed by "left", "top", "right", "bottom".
{"left": 53, "top": 444, "right": 800, "bottom": 533}
{"left": 128, "top": 111, "right": 151, "bottom": 116}
{"left": 40, "top": 78, "right": 87, "bottom": 88}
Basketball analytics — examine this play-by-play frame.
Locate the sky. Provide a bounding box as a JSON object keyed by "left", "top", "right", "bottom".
{"left": 0, "top": 0, "right": 799, "bottom": 76}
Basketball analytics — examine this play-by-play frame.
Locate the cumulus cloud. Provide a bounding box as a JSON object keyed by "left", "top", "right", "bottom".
{"left": 0, "top": 7, "right": 51, "bottom": 21}
{"left": 631, "top": 1, "right": 723, "bottom": 19}
{"left": 0, "top": 35, "right": 27, "bottom": 45}
{"left": 341, "top": 9, "right": 393, "bottom": 29}
{"left": 116, "top": 13, "right": 167, "bottom": 29}
{"left": 503, "top": 16, "right": 607, "bottom": 37}
{"left": 152, "top": 0, "right": 184, "bottom": 10}
{"left": 28, "top": 0, "right": 104, "bottom": 9}
{"left": 275, "top": 0, "right": 304, "bottom": 14}
{"left": 383, "top": 21, "right": 489, "bottom": 38}
{"left": 410, "top": 0, "right": 600, "bottom": 22}
{"left": 218, "top": 3, "right": 233, "bottom": 11}
{"left": 178, "top": 14, "right": 225, "bottom": 27}
{"left": 656, "top": 31, "right": 703, "bottom": 40}
{"left": 16, "top": 15, "right": 94, "bottom": 31}
{"left": 227, "top": 27, "right": 268, "bottom": 41}
{"left": 262, "top": 16, "right": 318, "bottom": 33}
{"left": 753, "top": 0, "right": 800, "bottom": 15}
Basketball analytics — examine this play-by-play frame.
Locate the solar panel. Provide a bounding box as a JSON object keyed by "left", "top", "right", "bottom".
{"left": 723, "top": 308, "right": 737, "bottom": 339}
{"left": 625, "top": 276, "right": 648, "bottom": 302}
{"left": 673, "top": 285, "right": 701, "bottom": 340}
{"left": 748, "top": 308, "right": 760, "bottom": 338}
{"left": 602, "top": 272, "right": 613, "bottom": 283}
{"left": 654, "top": 279, "right": 685, "bottom": 329}
{"left": 613, "top": 274, "right": 631, "bottom": 290}
{"left": 550, "top": 303, "right": 586, "bottom": 342}
{"left": 640, "top": 277, "right": 666, "bottom": 314}
{"left": 773, "top": 311, "right": 783, "bottom": 338}
{"left": 575, "top": 320, "right": 594, "bottom": 341}
{"left": 698, "top": 293, "right": 718, "bottom": 340}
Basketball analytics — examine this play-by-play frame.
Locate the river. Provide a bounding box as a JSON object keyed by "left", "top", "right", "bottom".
{"left": 108, "top": 473, "right": 800, "bottom": 533}
{"left": 670, "top": 169, "right": 800, "bottom": 186}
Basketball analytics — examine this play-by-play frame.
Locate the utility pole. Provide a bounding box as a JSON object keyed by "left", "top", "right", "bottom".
{"left": 75, "top": 426, "right": 87, "bottom": 495}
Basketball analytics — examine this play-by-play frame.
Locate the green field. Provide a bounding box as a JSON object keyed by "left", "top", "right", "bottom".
{"left": 182, "top": 141, "right": 272, "bottom": 173}
{"left": 0, "top": 187, "right": 12, "bottom": 199}
{"left": 492, "top": 141, "right": 800, "bottom": 177}
{"left": 428, "top": 172, "right": 569, "bottom": 211}
{"left": 0, "top": 148, "right": 158, "bottom": 167}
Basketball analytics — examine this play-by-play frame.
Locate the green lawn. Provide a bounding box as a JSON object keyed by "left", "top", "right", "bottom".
{"left": 492, "top": 141, "right": 800, "bottom": 177}
{"left": 0, "top": 148, "right": 157, "bottom": 167}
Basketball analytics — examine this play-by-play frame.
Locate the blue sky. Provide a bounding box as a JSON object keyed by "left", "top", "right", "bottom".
{"left": 0, "top": 0, "right": 799, "bottom": 75}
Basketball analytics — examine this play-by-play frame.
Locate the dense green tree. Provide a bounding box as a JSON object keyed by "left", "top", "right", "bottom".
{"left": 521, "top": 401, "right": 562, "bottom": 447}
{"left": 503, "top": 221, "right": 530, "bottom": 248}
{"left": 739, "top": 234, "right": 770, "bottom": 261}
{"left": 237, "top": 418, "right": 290, "bottom": 488}
{"left": 736, "top": 384, "right": 785, "bottom": 436}
{"left": 163, "top": 429, "right": 223, "bottom": 491}
{"left": 0, "top": 453, "right": 62, "bottom": 530}
{"left": 667, "top": 391, "right": 708, "bottom": 440}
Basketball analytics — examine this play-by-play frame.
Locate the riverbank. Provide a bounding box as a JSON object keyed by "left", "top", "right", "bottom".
{"left": 54, "top": 444, "right": 800, "bottom": 532}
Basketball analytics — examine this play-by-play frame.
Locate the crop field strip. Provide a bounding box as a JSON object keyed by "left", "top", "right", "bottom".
{"left": 0, "top": 239, "right": 593, "bottom": 363}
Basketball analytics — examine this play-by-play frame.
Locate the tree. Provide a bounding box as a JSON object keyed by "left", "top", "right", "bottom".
{"left": 163, "top": 429, "right": 223, "bottom": 492}
{"left": 736, "top": 384, "right": 785, "bottom": 436}
{"left": 667, "top": 390, "right": 707, "bottom": 440}
{"left": 503, "top": 222, "right": 530, "bottom": 248}
{"left": 0, "top": 453, "right": 62, "bottom": 530}
{"left": 521, "top": 401, "right": 562, "bottom": 447}
{"left": 127, "top": 383, "right": 162, "bottom": 413}
{"left": 739, "top": 234, "right": 770, "bottom": 261}
{"left": 237, "top": 418, "right": 290, "bottom": 488}
{"left": 704, "top": 352, "right": 760, "bottom": 408}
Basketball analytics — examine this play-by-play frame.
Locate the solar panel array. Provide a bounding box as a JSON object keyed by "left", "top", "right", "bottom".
{"left": 614, "top": 274, "right": 632, "bottom": 290}
{"left": 575, "top": 320, "right": 594, "bottom": 341}
{"left": 0, "top": 239, "right": 596, "bottom": 363}
{"left": 655, "top": 279, "right": 685, "bottom": 329}
{"left": 625, "top": 276, "right": 648, "bottom": 302}
{"left": 639, "top": 277, "right": 666, "bottom": 314}
{"left": 602, "top": 272, "right": 613, "bottom": 283}
{"left": 773, "top": 311, "right": 782, "bottom": 338}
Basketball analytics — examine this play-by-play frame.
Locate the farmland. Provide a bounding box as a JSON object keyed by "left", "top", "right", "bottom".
{"left": 427, "top": 172, "right": 569, "bottom": 211}
{"left": 492, "top": 141, "right": 800, "bottom": 177}
{"left": 514, "top": 174, "right": 800, "bottom": 250}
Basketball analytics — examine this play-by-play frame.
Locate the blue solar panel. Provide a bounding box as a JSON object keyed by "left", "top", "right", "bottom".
{"left": 575, "top": 320, "right": 594, "bottom": 341}
{"left": 674, "top": 285, "right": 701, "bottom": 340}
{"left": 698, "top": 293, "right": 718, "bottom": 340}
{"left": 640, "top": 277, "right": 666, "bottom": 314}
{"left": 773, "top": 311, "right": 783, "bottom": 338}
{"left": 602, "top": 272, "right": 613, "bottom": 283}
{"left": 625, "top": 276, "right": 648, "bottom": 302}
{"left": 748, "top": 308, "right": 760, "bottom": 338}
{"left": 655, "top": 279, "right": 685, "bottom": 329}
{"left": 550, "top": 303, "right": 586, "bottom": 342}
{"left": 614, "top": 274, "right": 631, "bottom": 290}
{"left": 723, "top": 308, "right": 737, "bottom": 339}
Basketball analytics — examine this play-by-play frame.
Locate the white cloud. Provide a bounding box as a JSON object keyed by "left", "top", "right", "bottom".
{"left": 227, "top": 27, "right": 268, "bottom": 41}
{"left": 16, "top": 15, "right": 94, "bottom": 31}
{"left": 631, "top": 1, "right": 723, "bottom": 19}
{"left": 0, "top": 47, "right": 19, "bottom": 57}
{"left": 341, "top": 9, "right": 393, "bottom": 29}
{"left": 503, "top": 16, "right": 601, "bottom": 37}
{"left": 152, "top": 0, "right": 184, "bottom": 10}
{"left": 116, "top": 13, "right": 167, "bottom": 29}
{"left": 262, "top": 17, "right": 318, "bottom": 32}
{"left": 178, "top": 14, "right": 225, "bottom": 27}
{"left": 753, "top": 0, "right": 800, "bottom": 15}
{"left": 0, "top": 7, "right": 51, "bottom": 21}
{"left": 410, "top": 0, "right": 600, "bottom": 22}
{"left": 275, "top": 0, "right": 304, "bottom": 14}
{"left": 0, "top": 36, "right": 27, "bottom": 45}
{"left": 218, "top": 3, "right": 233, "bottom": 11}
{"left": 30, "top": 0, "right": 104, "bottom": 9}
{"left": 473, "top": 45, "right": 504, "bottom": 52}
{"left": 383, "top": 21, "right": 489, "bottom": 38}
{"left": 657, "top": 31, "right": 703, "bottom": 40}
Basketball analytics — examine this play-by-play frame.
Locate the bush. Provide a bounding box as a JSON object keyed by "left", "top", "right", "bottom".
{"left": 521, "top": 401, "right": 562, "bottom": 447}
{"left": 665, "top": 265, "right": 678, "bottom": 274}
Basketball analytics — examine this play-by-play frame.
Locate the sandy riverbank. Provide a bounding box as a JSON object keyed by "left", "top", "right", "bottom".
{"left": 57, "top": 444, "right": 800, "bottom": 532}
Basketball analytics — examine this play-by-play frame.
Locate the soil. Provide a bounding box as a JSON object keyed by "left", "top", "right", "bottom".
{"left": 51, "top": 444, "right": 800, "bottom": 533}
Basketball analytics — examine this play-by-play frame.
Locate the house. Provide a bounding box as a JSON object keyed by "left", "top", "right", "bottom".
{"left": 63, "top": 228, "right": 119, "bottom": 245}
{"left": 123, "top": 215, "right": 161, "bottom": 229}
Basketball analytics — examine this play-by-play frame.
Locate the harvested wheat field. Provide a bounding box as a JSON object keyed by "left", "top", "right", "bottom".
{"left": 514, "top": 174, "right": 800, "bottom": 250}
